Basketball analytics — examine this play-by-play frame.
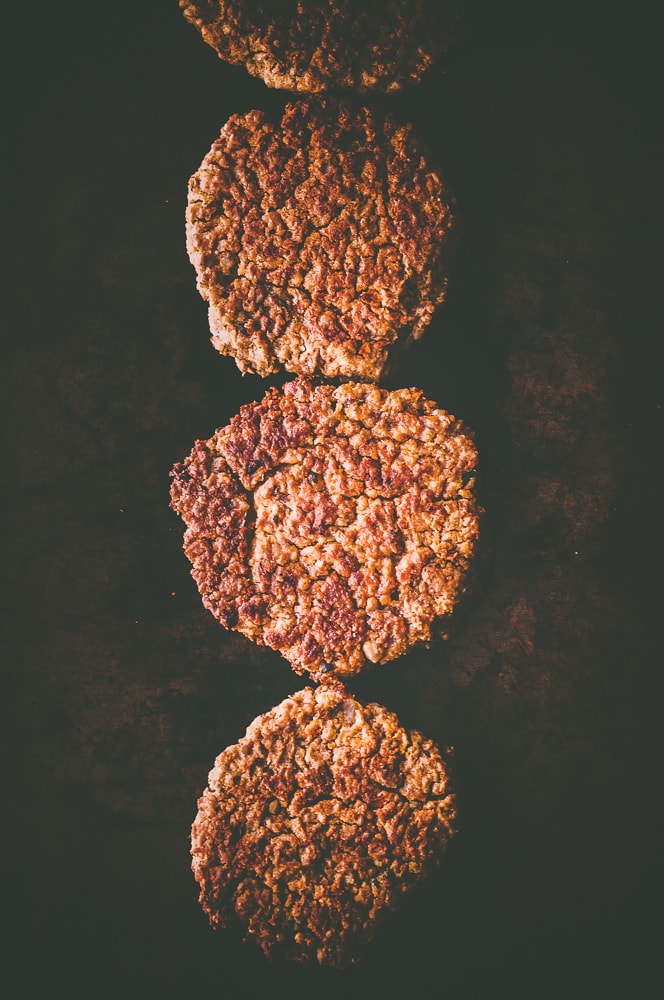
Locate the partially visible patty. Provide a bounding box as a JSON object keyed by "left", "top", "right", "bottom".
{"left": 170, "top": 378, "right": 482, "bottom": 679}
{"left": 191, "top": 684, "right": 457, "bottom": 967}
{"left": 179, "top": 1, "right": 453, "bottom": 94}
{"left": 186, "top": 99, "right": 456, "bottom": 380}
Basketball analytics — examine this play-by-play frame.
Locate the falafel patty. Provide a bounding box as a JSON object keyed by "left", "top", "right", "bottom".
{"left": 170, "top": 377, "right": 482, "bottom": 679}
{"left": 191, "top": 684, "right": 457, "bottom": 966}
{"left": 179, "top": 0, "right": 452, "bottom": 94}
{"left": 186, "top": 99, "right": 456, "bottom": 380}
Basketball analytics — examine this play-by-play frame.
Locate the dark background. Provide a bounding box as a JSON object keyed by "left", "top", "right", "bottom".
{"left": 3, "top": 2, "right": 661, "bottom": 996}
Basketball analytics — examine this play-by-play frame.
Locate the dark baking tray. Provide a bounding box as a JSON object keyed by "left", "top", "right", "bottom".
{"left": 3, "top": 2, "right": 660, "bottom": 997}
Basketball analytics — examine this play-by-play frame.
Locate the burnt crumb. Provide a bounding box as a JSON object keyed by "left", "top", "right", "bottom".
{"left": 186, "top": 98, "right": 456, "bottom": 381}
{"left": 170, "top": 378, "right": 483, "bottom": 679}
{"left": 179, "top": 1, "right": 454, "bottom": 95}
{"left": 191, "top": 685, "right": 457, "bottom": 967}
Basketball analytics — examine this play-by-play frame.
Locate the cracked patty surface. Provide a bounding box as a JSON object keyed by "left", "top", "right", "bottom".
{"left": 191, "top": 684, "right": 457, "bottom": 967}
{"left": 186, "top": 99, "right": 456, "bottom": 380}
{"left": 179, "top": 1, "right": 451, "bottom": 94}
{"left": 169, "top": 378, "right": 482, "bottom": 679}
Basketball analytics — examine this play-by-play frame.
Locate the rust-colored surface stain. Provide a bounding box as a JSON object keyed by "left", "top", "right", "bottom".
{"left": 3, "top": 2, "right": 660, "bottom": 997}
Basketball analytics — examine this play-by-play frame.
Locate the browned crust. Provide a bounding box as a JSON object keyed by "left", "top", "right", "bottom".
{"left": 191, "top": 684, "right": 457, "bottom": 966}
{"left": 186, "top": 99, "right": 456, "bottom": 380}
{"left": 170, "top": 378, "right": 482, "bottom": 679}
{"left": 179, "top": 1, "right": 451, "bottom": 94}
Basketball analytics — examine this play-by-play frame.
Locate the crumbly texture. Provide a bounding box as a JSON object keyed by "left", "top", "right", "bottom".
{"left": 179, "top": 1, "right": 452, "bottom": 94}
{"left": 170, "top": 378, "right": 482, "bottom": 680}
{"left": 186, "top": 99, "right": 456, "bottom": 380}
{"left": 191, "top": 684, "right": 457, "bottom": 967}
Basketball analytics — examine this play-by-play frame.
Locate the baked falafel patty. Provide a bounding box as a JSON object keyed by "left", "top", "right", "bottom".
{"left": 179, "top": 0, "right": 451, "bottom": 94}
{"left": 191, "top": 684, "right": 457, "bottom": 966}
{"left": 170, "top": 377, "right": 482, "bottom": 679}
{"left": 186, "top": 99, "right": 456, "bottom": 380}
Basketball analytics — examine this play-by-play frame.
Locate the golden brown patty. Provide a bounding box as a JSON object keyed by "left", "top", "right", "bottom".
{"left": 179, "top": 1, "right": 452, "bottom": 94}
{"left": 191, "top": 684, "right": 457, "bottom": 966}
{"left": 170, "top": 378, "right": 482, "bottom": 679}
{"left": 186, "top": 99, "right": 456, "bottom": 380}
